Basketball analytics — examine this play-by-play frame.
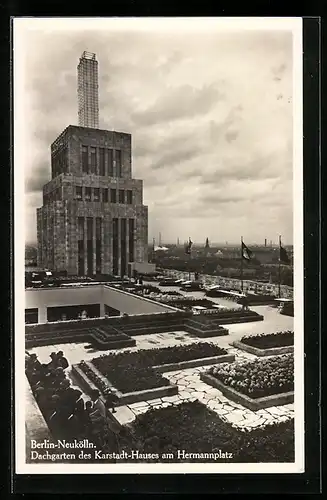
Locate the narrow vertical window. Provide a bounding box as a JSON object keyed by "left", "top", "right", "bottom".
{"left": 82, "top": 146, "right": 88, "bottom": 173}
{"left": 90, "top": 147, "right": 96, "bottom": 173}
{"left": 107, "top": 149, "right": 113, "bottom": 176}
{"left": 94, "top": 188, "right": 100, "bottom": 201}
{"left": 115, "top": 150, "right": 122, "bottom": 177}
{"left": 102, "top": 188, "right": 108, "bottom": 202}
{"left": 99, "top": 148, "right": 105, "bottom": 176}
{"left": 127, "top": 190, "right": 133, "bottom": 204}
{"left": 110, "top": 189, "right": 117, "bottom": 203}
{"left": 119, "top": 189, "right": 125, "bottom": 204}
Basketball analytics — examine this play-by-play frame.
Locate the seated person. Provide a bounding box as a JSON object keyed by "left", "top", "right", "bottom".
{"left": 56, "top": 351, "right": 69, "bottom": 370}
{"left": 89, "top": 389, "right": 107, "bottom": 421}
{"left": 47, "top": 352, "right": 58, "bottom": 370}
{"left": 25, "top": 352, "right": 42, "bottom": 373}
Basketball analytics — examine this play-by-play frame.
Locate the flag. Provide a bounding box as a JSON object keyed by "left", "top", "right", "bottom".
{"left": 242, "top": 241, "right": 253, "bottom": 260}
{"left": 280, "top": 245, "right": 290, "bottom": 264}
{"left": 185, "top": 238, "right": 193, "bottom": 255}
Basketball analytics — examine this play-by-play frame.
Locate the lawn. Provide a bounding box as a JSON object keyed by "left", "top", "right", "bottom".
{"left": 127, "top": 401, "right": 294, "bottom": 463}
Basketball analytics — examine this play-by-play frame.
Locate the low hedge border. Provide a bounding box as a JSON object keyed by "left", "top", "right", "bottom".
{"left": 232, "top": 340, "right": 294, "bottom": 357}
{"left": 154, "top": 353, "right": 235, "bottom": 373}
{"left": 215, "top": 314, "right": 264, "bottom": 325}
{"left": 200, "top": 372, "right": 294, "bottom": 411}
{"left": 72, "top": 362, "right": 178, "bottom": 405}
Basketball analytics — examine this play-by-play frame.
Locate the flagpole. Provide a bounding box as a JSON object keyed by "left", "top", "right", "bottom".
{"left": 188, "top": 237, "right": 191, "bottom": 281}
{"left": 240, "top": 236, "right": 244, "bottom": 292}
{"left": 278, "top": 235, "right": 281, "bottom": 298}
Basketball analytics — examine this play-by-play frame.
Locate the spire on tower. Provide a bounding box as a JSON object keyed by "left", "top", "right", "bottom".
{"left": 77, "top": 52, "right": 99, "bottom": 128}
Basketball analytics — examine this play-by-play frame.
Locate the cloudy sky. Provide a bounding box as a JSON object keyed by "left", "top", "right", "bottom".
{"left": 16, "top": 18, "right": 299, "bottom": 245}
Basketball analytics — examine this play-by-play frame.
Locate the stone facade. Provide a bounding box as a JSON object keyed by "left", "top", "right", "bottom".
{"left": 37, "top": 125, "right": 150, "bottom": 276}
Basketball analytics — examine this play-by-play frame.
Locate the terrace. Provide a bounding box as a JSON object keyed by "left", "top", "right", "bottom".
{"left": 24, "top": 276, "right": 295, "bottom": 464}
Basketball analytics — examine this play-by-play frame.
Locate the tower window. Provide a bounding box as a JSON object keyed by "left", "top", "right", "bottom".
{"left": 110, "top": 189, "right": 117, "bottom": 203}
{"left": 99, "top": 148, "right": 105, "bottom": 176}
{"left": 107, "top": 149, "right": 113, "bottom": 176}
{"left": 119, "top": 189, "right": 125, "bottom": 204}
{"left": 82, "top": 146, "right": 88, "bottom": 173}
{"left": 102, "top": 188, "right": 108, "bottom": 202}
{"left": 126, "top": 190, "right": 133, "bottom": 204}
{"left": 90, "top": 147, "right": 97, "bottom": 173}
{"left": 115, "top": 150, "right": 122, "bottom": 177}
{"left": 75, "top": 186, "right": 83, "bottom": 200}
{"left": 94, "top": 188, "right": 100, "bottom": 201}
{"left": 85, "top": 187, "right": 91, "bottom": 200}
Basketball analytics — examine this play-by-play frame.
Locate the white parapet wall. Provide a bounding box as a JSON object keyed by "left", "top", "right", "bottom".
{"left": 25, "top": 283, "right": 177, "bottom": 324}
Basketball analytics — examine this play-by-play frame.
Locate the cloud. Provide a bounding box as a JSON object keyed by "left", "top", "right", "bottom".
{"left": 131, "top": 83, "right": 225, "bottom": 127}
{"left": 17, "top": 21, "right": 294, "bottom": 244}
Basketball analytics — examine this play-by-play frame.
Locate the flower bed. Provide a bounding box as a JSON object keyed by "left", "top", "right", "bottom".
{"left": 94, "top": 342, "right": 227, "bottom": 369}
{"left": 80, "top": 359, "right": 170, "bottom": 394}
{"left": 240, "top": 331, "right": 294, "bottom": 349}
{"left": 127, "top": 401, "right": 294, "bottom": 463}
{"left": 90, "top": 343, "right": 227, "bottom": 394}
{"left": 205, "top": 354, "right": 294, "bottom": 400}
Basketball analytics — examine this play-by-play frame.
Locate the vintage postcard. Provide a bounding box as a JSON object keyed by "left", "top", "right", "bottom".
{"left": 14, "top": 17, "right": 304, "bottom": 474}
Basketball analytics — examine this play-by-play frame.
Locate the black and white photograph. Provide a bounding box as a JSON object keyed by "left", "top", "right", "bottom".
{"left": 14, "top": 17, "right": 304, "bottom": 473}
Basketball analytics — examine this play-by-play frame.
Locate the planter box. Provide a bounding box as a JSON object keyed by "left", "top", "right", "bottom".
{"left": 71, "top": 364, "right": 100, "bottom": 394}
{"left": 118, "top": 384, "right": 178, "bottom": 405}
{"left": 74, "top": 362, "right": 178, "bottom": 406}
{"left": 200, "top": 372, "right": 294, "bottom": 411}
{"left": 153, "top": 353, "right": 235, "bottom": 373}
{"left": 232, "top": 340, "right": 294, "bottom": 357}
{"left": 124, "top": 323, "right": 184, "bottom": 337}
{"left": 214, "top": 314, "right": 263, "bottom": 325}
{"left": 185, "top": 324, "right": 229, "bottom": 338}
{"left": 90, "top": 334, "right": 136, "bottom": 350}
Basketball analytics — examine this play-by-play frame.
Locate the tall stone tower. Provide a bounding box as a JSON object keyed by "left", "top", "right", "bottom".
{"left": 37, "top": 52, "right": 154, "bottom": 277}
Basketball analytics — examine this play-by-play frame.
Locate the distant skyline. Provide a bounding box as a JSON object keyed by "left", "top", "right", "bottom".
{"left": 16, "top": 18, "right": 299, "bottom": 245}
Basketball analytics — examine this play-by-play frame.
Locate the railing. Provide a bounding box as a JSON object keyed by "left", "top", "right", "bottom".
{"left": 161, "top": 269, "right": 293, "bottom": 299}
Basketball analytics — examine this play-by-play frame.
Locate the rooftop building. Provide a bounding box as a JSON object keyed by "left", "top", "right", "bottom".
{"left": 37, "top": 53, "right": 155, "bottom": 277}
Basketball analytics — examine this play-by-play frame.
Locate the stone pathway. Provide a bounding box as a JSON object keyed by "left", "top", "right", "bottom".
{"left": 113, "top": 350, "right": 294, "bottom": 431}
{"left": 30, "top": 305, "right": 294, "bottom": 434}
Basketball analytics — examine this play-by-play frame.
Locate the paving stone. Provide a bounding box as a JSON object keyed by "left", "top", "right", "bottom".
{"left": 277, "top": 415, "right": 292, "bottom": 423}
{"left": 230, "top": 409, "right": 246, "bottom": 419}
{"left": 178, "top": 390, "right": 193, "bottom": 399}
{"left": 128, "top": 401, "right": 150, "bottom": 409}
{"left": 191, "top": 391, "right": 207, "bottom": 400}
{"left": 148, "top": 398, "right": 164, "bottom": 405}
{"left": 224, "top": 412, "right": 244, "bottom": 424}
{"left": 161, "top": 395, "right": 181, "bottom": 403}
{"left": 222, "top": 404, "right": 236, "bottom": 411}
{"left": 133, "top": 407, "right": 149, "bottom": 415}
{"left": 282, "top": 403, "right": 295, "bottom": 410}
{"left": 265, "top": 406, "right": 286, "bottom": 416}
{"left": 109, "top": 406, "right": 136, "bottom": 425}
{"left": 255, "top": 409, "right": 270, "bottom": 416}
{"left": 213, "top": 407, "right": 229, "bottom": 416}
